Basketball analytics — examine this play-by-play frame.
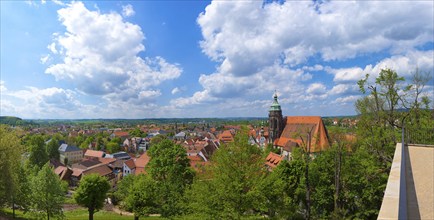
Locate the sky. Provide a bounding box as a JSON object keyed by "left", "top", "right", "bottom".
{"left": 1, "top": 0, "right": 433, "bottom": 119}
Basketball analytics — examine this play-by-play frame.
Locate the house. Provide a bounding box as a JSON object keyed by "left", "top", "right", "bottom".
{"left": 218, "top": 130, "right": 234, "bottom": 143}
{"left": 134, "top": 153, "right": 150, "bottom": 175}
{"left": 188, "top": 155, "right": 208, "bottom": 173}
{"left": 123, "top": 159, "right": 136, "bottom": 176}
{"left": 58, "top": 143, "right": 83, "bottom": 165}
{"left": 70, "top": 159, "right": 115, "bottom": 186}
{"left": 110, "top": 131, "right": 130, "bottom": 140}
{"left": 122, "top": 153, "right": 150, "bottom": 176}
{"left": 82, "top": 164, "right": 116, "bottom": 185}
{"left": 174, "top": 131, "right": 187, "bottom": 140}
{"left": 54, "top": 165, "right": 72, "bottom": 183}
{"left": 84, "top": 149, "right": 105, "bottom": 160}
{"left": 106, "top": 151, "right": 131, "bottom": 160}
{"left": 265, "top": 152, "right": 283, "bottom": 170}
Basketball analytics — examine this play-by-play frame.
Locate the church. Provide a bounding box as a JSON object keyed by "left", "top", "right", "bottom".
{"left": 268, "top": 92, "right": 330, "bottom": 158}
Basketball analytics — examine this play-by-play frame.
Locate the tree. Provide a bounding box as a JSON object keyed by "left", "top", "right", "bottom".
{"left": 0, "top": 125, "right": 29, "bottom": 218}
{"left": 256, "top": 157, "right": 305, "bottom": 219}
{"left": 129, "top": 128, "right": 145, "bottom": 137}
{"left": 147, "top": 139, "right": 194, "bottom": 217}
{"left": 31, "top": 163, "right": 66, "bottom": 220}
{"left": 114, "top": 174, "right": 135, "bottom": 203}
{"left": 149, "top": 134, "right": 166, "bottom": 145}
{"left": 123, "top": 175, "right": 158, "bottom": 220}
{"left": 46, "top": 136, "right": 60, "bottom": 160}
{"left": 28, "top": 135, "right": 49, "bottom": 168}
{"left": 74, "top": 174, "right": 110, "bottom": 220}
{"left": 187, "top": 132, "right": 264, "bottom": 219}
{"left": 106, "top": 142, "right": 121, "bottom": 154}
{"left": 357, "top": 68, "right": 433, "bottom": 165}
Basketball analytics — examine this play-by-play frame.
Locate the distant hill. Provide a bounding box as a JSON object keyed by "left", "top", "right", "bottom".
{"left": 0, "top": 116, "right": 36, "bottom": 126}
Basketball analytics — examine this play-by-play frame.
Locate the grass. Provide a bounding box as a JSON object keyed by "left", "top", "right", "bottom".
{"left": 0, "top": 208, "right": 36, "bottom": 220}
{"left": 0, "top": 207, "right": 162, "bottom": 220}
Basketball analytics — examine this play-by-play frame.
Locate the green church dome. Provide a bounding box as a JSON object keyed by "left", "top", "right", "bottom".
{"left": 269, "top": 92, "right": 281, "bottom": 112}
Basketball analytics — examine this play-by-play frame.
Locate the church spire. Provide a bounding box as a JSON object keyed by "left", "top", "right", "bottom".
{"left": 268, "top": 91, "right": 283, "bottom": 144}
{"left": 269, "top": 90, "right": 281, "bottom": 112}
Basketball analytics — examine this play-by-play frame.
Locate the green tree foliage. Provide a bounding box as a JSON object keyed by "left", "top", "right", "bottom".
{"left": 80, "top": 136, "right": 95, "bottom": 149}
{"left": 114, "top": 174, "right": 135, "bottom": 203}
{"left": 149, "top": 134, "right": 166, "bottom": 145}
{"left": 124, "top": 175, "right": 158, "bottom": 219}
{"left": 106, "top": 142, "right": 121, "bottom": 154}
{"left": 256, "top": 155, "right": 305, "bottom": 219}
{"left": 129, "top": 128, "right": 145, "bottom": 137}
{"left": 357, "top": 68, "right": 433, "bottom": 165}
{"left": 46, "top": 136, "right": 60, "bottom": 160}
{"left": 146, "top": 139, "right": 194, "bottom": 217}
{"left": 187, "top": 133, "right": 264, "bottom": 219}
{"left": 31, "top": 163, "right": 66, "bottom": 220}
{"left": 27, "top": 135, "right": 49, "bottom": 168}
{"left": 74, "top": 174, "right": 110, "bottom": 220}
{"left": 306, "top": 133, "right": 388, "bottom": 219}
{"left": 0, "top": 125, "right": 30, "bottom": 218}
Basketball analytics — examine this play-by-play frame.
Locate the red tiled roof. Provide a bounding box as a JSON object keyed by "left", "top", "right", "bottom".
{"left": 72, "top": 168, "right": 83, "bottom": 177}
{"left": 124, "top": 159, "right": 136, "bottom": 169}
{"left": 135, "top": 153, "right": 150, "bottom": 168}
{"left": 136, "top": 167, "right": 146, "bottom": 175}
{"left": 54, "top": 166, "right": 67, "bottom": 176}
{"left": 84, "top": 149, "right": 105, "bottom": 158}
{"left": 277, "top": 116, "right": 329, "bottom": 153}
{"left": 218, "top": 130, "right": 234, "bottom": 143}
{"left": 113, "top": 131, "right": 130, "bottom": 137}
{"left": 188, "top": 155, "right": 208, "bottom": 173}
{"left": 82, "top": 164, "right": 112, "bottom": 177}
{"left": 265, "top": 152, "right": 283, "bottom": 169}
{"left": 97, "top": 157, "right": 116, "bottom": 165}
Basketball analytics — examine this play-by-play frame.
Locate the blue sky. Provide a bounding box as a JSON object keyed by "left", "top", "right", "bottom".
{"left": 1, "top": 0, "right": 433, "bottom": 119}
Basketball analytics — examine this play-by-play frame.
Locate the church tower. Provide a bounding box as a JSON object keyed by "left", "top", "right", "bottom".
{"left": 269, "top": 92, "right": 283, "bottom": 144}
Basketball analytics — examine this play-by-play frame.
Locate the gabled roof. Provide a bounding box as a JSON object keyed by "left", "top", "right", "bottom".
{"left": 58, "top": 143, "right": 81, "bottom": 153}
{"left": 277, "top": 116, "right": 329, "bottom": 153}
{"left": 265, "top": 152, "right": 283, "bottom": 169}
{"left": 82, "top": 164, "right": 112, "bottom": 177}
{"left": 84, "top": 149, "right": 105, "bottom": 158}
{"left": 72, "top": 159, "right": 101, "bottom": 170}
{"left": 97, "top": 157, "right": 116, "bottom": 165}
{"left": 135, "top": 153, "right": 150, "bottom": 168}
{"left": 113, "top": 131, "right": 130, "bottom": 138}
{"left": 124, "top": 159, "right": 136, "bottom": 170}
{"left": 54, "top": 166, "right": 72, "bottom": 181}
{"left": 218, "top": 130, "right": 234, "bottom": 143}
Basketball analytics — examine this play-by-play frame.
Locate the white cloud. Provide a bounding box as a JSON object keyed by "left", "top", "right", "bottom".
{"left": 47, "top": 42, "right": 57, "bottom": 54}
{"left": 0, "top": 81, "right": 7, "bottom": 93}
{"left": 332, "top": 95, "right": 362, "bottom": 104}
{"left": 1, "top": 87, "right": 90, "bottom": 118}
{"left": 122, "top": 4, "right": 135, "bottom": 17}
{"left": 198, "top": 1, "right": 433, "bottom": 71}
{"left": 51, "top": 0, "right": 65, "bottom": 6}
{"left": 171, "top": 87, "right": 181, "bottom": 95}
{"left": 45, "top": 2, "right": 181, "bottom": 106}
{"left": 40, "top": 54, "right": 50, "bottom": 64}
{"left": 328, "top": 50, "right": 434, "bottom": 82}
{"left": 328, "top": 84, "right": 359, "bottom": 96}
{"left": 171, "top": 0, "right": 434, "bottom": 116}
{"left": 307, "top": 83, "right": 327, "bottom": 95}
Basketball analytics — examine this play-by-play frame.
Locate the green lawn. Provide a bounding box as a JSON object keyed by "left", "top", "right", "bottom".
{"left": 0, "top": 208, "right": 161, "bottom": 220}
